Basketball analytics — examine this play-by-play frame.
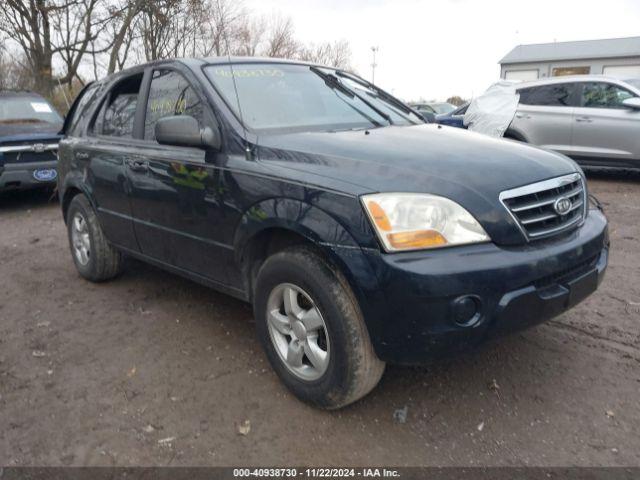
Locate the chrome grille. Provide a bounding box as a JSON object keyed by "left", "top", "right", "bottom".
{"left": 500, "top": 173, "right": 586, "bottom": 240}
{"left": 0, "top": 142, "right": 58, "bottom": 165}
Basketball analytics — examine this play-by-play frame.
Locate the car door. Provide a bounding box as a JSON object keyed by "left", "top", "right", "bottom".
{"left": 511, "top": 83, "right": 578, "bottom": 155}
{"left": 125, "top": 66, "right": 235, "bottom": 286}
{"left": 570, "top": 81, "right": 640, "bottom": 167}
{"left": 73, "top": 71, "right": 145, "bottom": 251}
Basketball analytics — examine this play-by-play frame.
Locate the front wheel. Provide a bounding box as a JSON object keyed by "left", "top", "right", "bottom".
{"left": 253, "top": 245, "right": 385, "bottom": 409}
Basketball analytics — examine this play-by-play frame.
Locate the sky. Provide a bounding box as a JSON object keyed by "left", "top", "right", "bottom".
{"left": 245, "top": 0, "right": 640, "bottom": 102}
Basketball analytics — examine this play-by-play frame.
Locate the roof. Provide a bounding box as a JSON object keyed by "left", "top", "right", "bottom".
{"left": 101, "top": 56, "right": 321, "bottom": 82}
{"left": 513, "top": 74, "right": 640, "bottom": 93}
{"left": 500, "top": 36, "right": 640, "bottom": 65}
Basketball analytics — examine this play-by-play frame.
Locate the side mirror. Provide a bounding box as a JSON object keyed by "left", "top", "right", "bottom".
{"left": 622, "top": 97, "right": 640, "bottom": 110}
{"left": 155, "top": 115, "right": 221, "bottom": 150}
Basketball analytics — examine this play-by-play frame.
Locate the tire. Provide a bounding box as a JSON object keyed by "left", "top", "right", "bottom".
{"left": 253, "top": 245, "right": 385, "bottom": 409}
{"left": 66, "top": 194, "right": 123, "bottom": 282}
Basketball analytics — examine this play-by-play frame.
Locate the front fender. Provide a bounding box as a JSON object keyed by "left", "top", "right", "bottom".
{"left": 233, "top": 197, "right": 362, "bottom": 257}
{"left": 233, "top": 198, "right": 386, "bottom": 349}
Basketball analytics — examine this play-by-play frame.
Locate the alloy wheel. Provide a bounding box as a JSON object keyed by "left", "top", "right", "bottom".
{"left": 71, "top": 212, "right": 91, "bottom": 266}
{"left": 266, "top": 283, "right": 330, "bottom": 381}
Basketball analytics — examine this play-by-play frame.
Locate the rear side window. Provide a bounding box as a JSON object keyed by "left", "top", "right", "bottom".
{"left": 581, "top": 82, "right": 636, "bottom": 109}
{"left": 93, "top": 73, "right": 143, "bottom": 138}
{"left": 144, "top": 70, "right": 204, "bottom": 141}
{"left": 518, "top": 84, "right": 575, "bottom": 106}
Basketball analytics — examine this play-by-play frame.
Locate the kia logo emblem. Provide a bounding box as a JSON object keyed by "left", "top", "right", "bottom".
{"left": 554, "top": 197, "right": 572, "bottom": 215}
{"left": 32, "top": 143, "right": 46, "bottom": 153}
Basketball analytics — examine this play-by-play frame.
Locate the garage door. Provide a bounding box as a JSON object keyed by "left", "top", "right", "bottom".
{"left": 603, "top": 65, "right": 640, "bottom": 78}
{"left": 505, "top": 70, "right": 539, "bottom": 81}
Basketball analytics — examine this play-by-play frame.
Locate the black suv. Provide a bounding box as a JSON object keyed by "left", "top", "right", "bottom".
{"left": 58, "top": 58, "right": 609, "bottom": 409}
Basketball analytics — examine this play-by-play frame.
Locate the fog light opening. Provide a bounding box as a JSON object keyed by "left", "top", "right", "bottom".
{"left": 452, "top": 295, "right": 482, "bottom": 327}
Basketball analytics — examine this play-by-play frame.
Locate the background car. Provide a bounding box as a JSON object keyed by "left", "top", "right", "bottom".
{"left": 410, "top": 102, "right": 457, "bottom": 123}
{"left": 0, "top": 90, "right": 62, "bottom": 191}
{"left": 436, "top": 102, "right": 469, "bottom": 128}
{"left": 505, "top": 75, "right": 640, "bottom": 170}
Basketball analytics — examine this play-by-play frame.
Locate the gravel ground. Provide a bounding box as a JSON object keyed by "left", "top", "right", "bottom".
{"left": 0, "top": 171, "right": 638, "bottom": 467}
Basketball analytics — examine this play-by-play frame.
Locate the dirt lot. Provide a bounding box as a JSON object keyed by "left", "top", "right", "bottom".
{"left": 0, "top": 172, "right": 639, "bottom": 467}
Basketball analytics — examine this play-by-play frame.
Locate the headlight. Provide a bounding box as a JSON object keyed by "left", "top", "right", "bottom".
{"left": 362, "top": 193, "right": 490, "bottom": 252}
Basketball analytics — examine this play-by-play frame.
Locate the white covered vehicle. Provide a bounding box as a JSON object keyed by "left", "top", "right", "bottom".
{"left": 463, "top": 81, "right": 520, "bottom": 138}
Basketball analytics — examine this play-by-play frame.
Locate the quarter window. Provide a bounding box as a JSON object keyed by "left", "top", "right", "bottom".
{"left": 68, "top": 83, "right": 101, "bottom": 137}
{"left": 144, "top": 70, "right": 204, "bottom": 141}
{"left": 581, "top": 82, "right": 636, "bottom": 109}
{"left": 518, "top": 84, "right": 575, "bottom": 107}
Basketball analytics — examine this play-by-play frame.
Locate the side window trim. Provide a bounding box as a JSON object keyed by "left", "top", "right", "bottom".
{"left": 133, "top": 67, "right": 153, "bottom": 140}
{"left": 567, "top": 82, "right": 581, "bottom": 107}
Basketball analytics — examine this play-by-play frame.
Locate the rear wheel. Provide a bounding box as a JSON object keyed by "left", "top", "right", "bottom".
{"left": 66, "top": 194, "right": 123, "bottom": 282}
{"left": 253, "top": 245, "right": 385, "bottom": 409}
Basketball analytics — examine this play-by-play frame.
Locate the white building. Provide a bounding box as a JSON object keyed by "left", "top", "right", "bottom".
{"left": 499, "top": 36, "right": 640, "bottom": 81}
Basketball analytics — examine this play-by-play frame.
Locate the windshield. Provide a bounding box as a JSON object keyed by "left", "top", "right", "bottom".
{"left": 205, "top": 63, "right": 418, "bottom": 133}
{"left": 430, "top": 103, "right": 456, "bottom": 114}
{"left": 0, "top": 96, "right": 62, "bottom": 125}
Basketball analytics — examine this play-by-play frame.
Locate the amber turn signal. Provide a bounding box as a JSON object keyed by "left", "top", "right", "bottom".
{"left": 387, "top": 230, "right": 447, "bottom": 249}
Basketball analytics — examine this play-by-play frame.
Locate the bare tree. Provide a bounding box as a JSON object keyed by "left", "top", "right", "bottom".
{"left": 446, "top": 95, "right": 467, "bottom": 106}
{"left": 105, "top": 0, "right": 145, "bottom": 74}
{"left": 234, "top": 15, "right": 266, "bottom": 56}
{"left": 199, "top": 0, "right": 246, "bottom": 56}
{"left": 0, "top": 45, "right": 33, "bottom": 90}
{"left": 52, "top": 0, "right": 111, "bottom": 89}
{"left": 263, "top": 14, "right": 298, "bottom": 58}
{"left": 297, "top": 39, "right": 352, "bottom": 69}
{"left": 0, "top": 0, "right": 109, "bottom": 96}
{"left": 0, "top": 0, "right": 354, "bottom": 95}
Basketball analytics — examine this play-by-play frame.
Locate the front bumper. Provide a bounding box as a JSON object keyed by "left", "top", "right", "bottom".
{"left": 341, "top": 209, "right": 609, "bottom": 364}
{"left": 0, "top": 159, "right": 58, "bottom": 190}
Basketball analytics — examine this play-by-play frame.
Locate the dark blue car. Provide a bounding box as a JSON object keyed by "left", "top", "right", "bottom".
{"left": 436, "top": 102, "right": 469, "bottom": 128}
{"left": 57, "top": 58, "right": 608, "bottom": 409}
{"left": 0, "top": 91, "right": 62, "bottom": 191}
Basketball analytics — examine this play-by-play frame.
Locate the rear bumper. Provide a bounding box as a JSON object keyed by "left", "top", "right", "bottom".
{"left": 0, "top": 159, "right": 58, "bottom": 190}
{"left": 336, "top": 209, "right": 609, "bottom": 364}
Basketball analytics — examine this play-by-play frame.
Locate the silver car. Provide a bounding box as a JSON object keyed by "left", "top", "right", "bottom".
{"left": 505, "top": 75, "right": 640, "bottom": 169}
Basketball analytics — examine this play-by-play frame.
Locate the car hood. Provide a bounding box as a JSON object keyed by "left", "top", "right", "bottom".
{"left": 256, "top": 124, "right": 580, "bottom": 245}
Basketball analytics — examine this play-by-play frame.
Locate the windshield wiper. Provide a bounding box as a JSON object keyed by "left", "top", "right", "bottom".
{"left": 334, "top": 70, "right": 424, "bottom": 123}
{"left": 309, "top": 66, "right": 393, "bottom": 126}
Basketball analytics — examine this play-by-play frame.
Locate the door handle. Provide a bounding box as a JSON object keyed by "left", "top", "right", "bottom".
{"left": 75, "top": 152, "right": 89, "bottom": 160}
{"left": 575, "top": 116, "right": 593, "bottom": 123}
{"left": 515, "top": 113, "right": 531, "bottom": 119}
{"left": 126, "top": 159, "right": 148, "bottom": 172}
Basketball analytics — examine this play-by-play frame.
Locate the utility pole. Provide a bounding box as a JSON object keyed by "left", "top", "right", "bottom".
{"left": 370, "top": 46, "right": 379, "bottom": 84}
